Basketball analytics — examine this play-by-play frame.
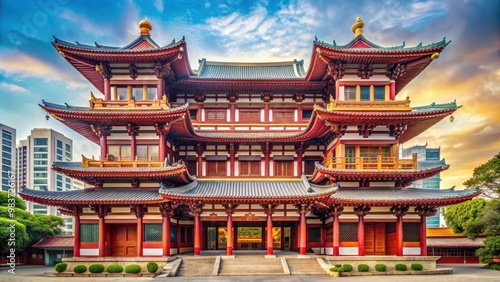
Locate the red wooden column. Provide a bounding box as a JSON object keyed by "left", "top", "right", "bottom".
{"left": 224, "top": 204, "right": 237, "bottom": 256}
{"left": 97, "top": 205, "right": 108, "bottom": 257}
{"left": 416, "top": 206, "right": 436, "bottom": 256}
{"left": 191, "top": 203, "right": 203, "bottom": 256}
{"left": 332, "top": 205, "right": 343, "bottom": 256}
{"left": 297, "top": 204, "right": 308, "bottom": 255}
{"left": 97, "top": 62, "right": 112, "bottom": 100}
{"left": 354, "top": 205, "right": 370, "bottom": 256}
{"left": 155, "top": 123, "right": 169, "bottom": 161}
{"left": 229, "top": 144, "right": 235, "bottom": 177}
{"left": 391, "top": 205, "right": 409, "bottom": 256}
{"left": 390, "top": 81, "right": 396, "bottom": 100}
{"left": 196, "top": 143, "right": 203, "bottom": 176}
{"left": 93, "top": 125, "right": 111, "bottom": 160}
{"left": 127, "top": 124, "right": 139, "bottom": 161}
{"left": 296, "top": 149, "right": 303, "bottom": 176}
{"left": 133, "top": 205, "right": 145, "bottom": 257}
{"left": 160, "top": 203, "right": 173, "bottom": 257}
{"left": 262, "top": 204, "right": 277, "bottom": 255}
{"left": 73, "top": 207, "right": 81, "bottom": 257}
{"left": 263, "top": 142, "right": 270, "bottom": 177}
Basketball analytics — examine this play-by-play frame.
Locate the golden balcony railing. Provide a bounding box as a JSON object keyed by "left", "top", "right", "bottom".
{"left": 324, "top": 154, "right": 417, "bottom": 170}
{"left": 81, "top": 155, "right": 165, "bottom": 167}
{"left": 89, "top": 92, "right": 170, "bottom": 110}
{"left": 326, "top": 96, "right": 412, "bottom": 111}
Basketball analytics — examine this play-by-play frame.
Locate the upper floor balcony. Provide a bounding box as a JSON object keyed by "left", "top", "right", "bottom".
{"left": 326, "top": 96, "right": 412, "bottom": 111}
{"left": 322, "top": 154, "right": 417, "bottom": 170}
{"left": 82, "top": 155, "right": 165, "bottom": 167}
{"left": 89, "top": 93, "right": 170, "bottom": 110}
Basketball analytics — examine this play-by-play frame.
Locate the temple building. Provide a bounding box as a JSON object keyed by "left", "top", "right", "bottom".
{"left": 20, "top": 18, "right": 479, "bottom": 258}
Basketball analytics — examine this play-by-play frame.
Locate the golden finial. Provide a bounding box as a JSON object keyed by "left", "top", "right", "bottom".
{"left": 449, "top": 116, "right": 454, "bottom": 122}
{"left": 351, "top": 17, "right": 364, "bottom": 37}
{"left": 139, "top": 19, "right": 152, "bottom": 36}
{"left": 431, "top": 52, "right": 440, "bottom": 60}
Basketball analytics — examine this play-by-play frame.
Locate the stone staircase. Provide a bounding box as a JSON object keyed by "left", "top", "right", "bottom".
{"left": 286, "top": 257, "right": 326, "bottom": 275}
{"left": 176, "top": 257, "right": 216, "bottom": 276}
{"left": 218, "top": 256, "right": 285, "bottom": 276}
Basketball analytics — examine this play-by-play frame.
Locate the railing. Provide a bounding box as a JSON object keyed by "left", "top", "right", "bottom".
{"left": 326, "top": 97, "right": 412, "bottom": 111}
{"left": 81, "top": 155, "right": 164, "bottom": 167}
{"left": 323, "top": 154, "right": 417, "bottom": 170}
{"left": 89, "top": 92, "right": 170, "bottom": 110}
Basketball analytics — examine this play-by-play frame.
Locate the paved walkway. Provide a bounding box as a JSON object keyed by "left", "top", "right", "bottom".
{"left": 1, "top": 264, "right": 499, "bottom": 282}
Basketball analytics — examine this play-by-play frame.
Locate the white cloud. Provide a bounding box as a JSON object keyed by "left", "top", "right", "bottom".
{"left": 0, "top": 82, "right": 29, "bottom": 93}
{"left": 154, "top": 0, "right": 164, "bottom": 13}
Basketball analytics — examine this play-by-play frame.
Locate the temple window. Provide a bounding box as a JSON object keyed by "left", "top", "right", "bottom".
{"left": 170, "top": 225, "right": 178, "bottom": 243}
{"left": 273, "top": 110, "right": 294, "bottom": 122}
{"left": 274, "top": 160, "right": 293, "bottom": 177}
{"left": 189, "top": 109, "right": 198, "bottom": 121}
{"left": 374, "top": 86, "right": 385, "bottom": 100}
{"left": 307, "top": 227, "right": 321, "bottom": 243}
{"left": 339, "top": 222, "right": 358, "bottom": 242}
{"left": 403, "top": 222, "right": 420, "bottom": 242}
{"left": 360, "top": 86, "right": 370, "bottom": 101}
{"left": 304, "top": 159, "right": 320, "bottom": 175}
{"left": 344, "top": 86, "right": 356, "bottom": 100}
{"left": 137, "top": 145, "right": 159, "bottom": 161}
{"left": 180, "top": 226, "right": 193, "bottom": 243}
{"left": 302, "top": 110, "right": 313, "bottom": 119}
{"left": 360, "top": 146, "right": 390, "bottom": 158}
{"left": 239, "top": 160, "right": 261, "bottom": 176}
{"left": 132, "top": 87, "right": 143, "bottom": 100}
{"left": 206, "top": 109, "right": 226, "bottom": 121}
{"left": 108, "top": 145, "right": 131, "bottom": 161}
{"left": 80, "top": 224, "right": 99, "bottom": 242}
{"left": 206, "top": 160, "right": 227, "bottom": 176}
{"left": 146, "top": 86, "right": 156, "bottom": 100}
{"left": 144, "top": 223, "right": 162, "bottom": 242}
{"left": 239, "top": 110, "right": 260, "bottom": 122}
{"left": 116, "top": 87, "right": 127, "bottom": 100}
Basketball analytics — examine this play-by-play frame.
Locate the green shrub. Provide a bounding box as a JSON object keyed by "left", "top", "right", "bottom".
{"left": 395, "top": 263, "right": 407, "bottom": 271}
{"left": 489, "top": 263, "right": 500, "bottom": 271}
{"left": 357, "top": 264, "right": 369, "bottom": 272}
{"left": 329, "top": 266, "right": 343, "bottom": 272}
{"left": 125, "top": 264, "right": 141, "bottom": 274}
{"left": 73, "top": 265, "right": 87, "bottom": 274}
{"left": 147, "top": 261, "right": 159, "bottom": 273}
{"left": 106, "top": 264, "right": 124, "bottom": 273}
{"left": 342, "top": 264, "right": 353, "bottom": 272}
{"left": 375, "top": 264, "right": 386, "bottom": 272}
{"left": 54, "top": 262, "right": 68, "bottom": 273}
{"left": 411, "top": 263, "right": 423, "bottom": 271}
{"left": 334, "top": 263, "right": 342, "bottom": 267}
{"left": 88, "top": 263, "right": 105, "bottom": 273}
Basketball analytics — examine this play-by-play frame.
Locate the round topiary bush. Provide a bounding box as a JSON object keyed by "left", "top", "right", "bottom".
{"left": 88, "top": 263, "right": 105, "bottom": 273}
{"left": 357, "top": 264, "right": 369, "bottom": 272}
{"left": 54, "top": 262, "right": 68, "bottom": 273}
{"left": 147, "top": 261, "right": 159, "bottom": 273}
{"left": 125, "top": 264, "right": 141, "bottom": 274}
{"left": 395, "top": 263, "right": 407, "bottom": 271}
{"left": 411, "top": 263, "right": 423, "bottom": 271}
{"left": 329, "top": 266, "right": 343, "bottom": 272}
{"left": 106, "top": 264, "right": 124, "bottom": 273}
{"left": 334, "top": 264, "right": 342, "bottom": 267}
{"left": 342, "top": 264, "right": 353, "bottom": 272}
{"left": 375, "top": 264, "right": 386, "bottom": 272}
{"left": 73, "top": 265, "right": 87, "bottom": 274}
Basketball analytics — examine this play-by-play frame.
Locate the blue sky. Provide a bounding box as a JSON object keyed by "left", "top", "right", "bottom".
{"left": 0, "top": 0, "right": 498, "bottom": 189}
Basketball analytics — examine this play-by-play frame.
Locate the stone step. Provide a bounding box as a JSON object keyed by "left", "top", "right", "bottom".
{"left": 286, "top": 258, "right": 326, "bottom": 275}
{"left": 219, "top": 257, "right": 284, "bottom": 276}
{"left": 177, "top": 258, "right": 216, "bottom": 276}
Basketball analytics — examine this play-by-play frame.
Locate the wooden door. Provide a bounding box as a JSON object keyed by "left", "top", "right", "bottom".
{"left": 111, "top": 224, "right": 137, "bottom": 257}
{"left": 365, "top": 223, "right": 386, "bottom": 255}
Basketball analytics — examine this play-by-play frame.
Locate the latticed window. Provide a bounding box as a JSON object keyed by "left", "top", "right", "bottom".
{"left": 449, "top": 248, "right": 463, "bottom": 257}
{"left": 360, "top": 86, "right": 370, "bottom": 101}
{"left": 465, "top": 248, "right": 476, "bottom": 256}
{"left": 374, "top": 86, "right": 385, "bottom": 100}
{"left": 273, "top": 110, "right": 294, "bottom": 122}
{"left": 206, "top": 161, "right": 227, "bottom": 176}
{"left": 274, "top": 161, "right": 293, "bottom": 177}
{"left": 403, "top": 222, "right": 420, "bottom": 242}
{"left": 339, "top": 223, "right": 358, "bottom": 242}
{"left": 240, "top": 161, "right": 261, "bottom": 176}
{"left": 344, "top": 86, "right": 356, "bottom": 100}
{"left": 239, "top": 110, "right": 260, "bottom": 122}
{"left": 171, "top": 225, "right": 177, "bottom": 243}
{"left": 386, "top": 222, "right": 396, "bottom": 233}
{"left": 207, "top": 110, "right": 226, "bottom": 121}
{"left": 144, "top": 224, "right": 162, "bottom": 242}
{"left": 80, "top": 224, "right": 98, "bottom": 242}
{"left": 308, "top": 227, "right": 321, "bottom": 243}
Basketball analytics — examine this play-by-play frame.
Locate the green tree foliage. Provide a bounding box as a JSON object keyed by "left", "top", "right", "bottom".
{"left": 0, "top": 218, "right": 29, "bottom": 250}
{"left": 464, "top": 152, "right": 500, "bottom": 198}
{"left": 0, "top": 191, "right": 27, "bottom": 210}
{"left": 443, "top": 198, "right": 487, "bottom": 235}
{"left": 466, "top": 200, "right": 500, "bottom": 239}
{"left": 476, "top": 236, "right": 500, "bottom": 263}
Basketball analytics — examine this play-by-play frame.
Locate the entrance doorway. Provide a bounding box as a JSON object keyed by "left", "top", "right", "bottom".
{"left": 237, "top": 227, "right": 262, "bottom": 250}
{"left": 111, "top": 224, "right": 137, "bottom": 257}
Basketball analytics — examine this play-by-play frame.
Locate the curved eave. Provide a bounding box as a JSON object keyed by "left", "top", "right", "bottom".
{"left": 305, "top": 42, "right": 445, "bottom": 94}
{"left": 169, "top": 109, "right": 332, "bottom": 143}
{"left": 309, "top": 162, "right": 449, "bottom": 184}
{"left": 40, "top": 102, "right": 189, "bottom": 144}
{"left": 19, "top": 188, "right": 165, "bottom": 206}
{"left": 52, "top": 162, "right": 195, "bottom": 184}
{"left": 329, "top": 188, "right": 480, "bottom": 207}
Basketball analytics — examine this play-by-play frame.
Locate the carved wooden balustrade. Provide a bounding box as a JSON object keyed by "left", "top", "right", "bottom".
{"left": 89, "top": 93, "right": 170, "bottom": 110}
{"left": 323, "top": 154, "right": 417, "bottom": 170}
{"left": 81, "top": 155, "right": 165, "bottom": 167}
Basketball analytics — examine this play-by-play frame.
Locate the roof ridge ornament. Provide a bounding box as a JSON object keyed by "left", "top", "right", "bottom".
{"left": 351, "top": 17, "right": 364, "bottom": 37}
{"left": 139, "top": 19, "right": 152, "bottom": 36}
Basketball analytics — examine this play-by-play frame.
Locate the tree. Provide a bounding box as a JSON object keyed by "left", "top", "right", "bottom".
{"left": 464, "top": 152, "right": 500, "bottom": 198}
{"left": 476, "top": 236, "right": 500, "bottom": 264}
{"left": 443, "top": 198, "right": 487, "bottom": 235}
{"left": 0, "top": 191, "right": 27, "bottom": 210}
{"left": 0, "top": 218, "right": 29, "bottom": 250}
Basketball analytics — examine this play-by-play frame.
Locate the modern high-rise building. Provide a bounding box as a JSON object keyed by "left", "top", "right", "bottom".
{"left": 402, "top": 144, "right": 445, "bottom": 227}
{"left": 1, "top": 123, "right": 16, "bottom": 192}
{"left": 17, "top": 128, "right": 83, "bottom": 234}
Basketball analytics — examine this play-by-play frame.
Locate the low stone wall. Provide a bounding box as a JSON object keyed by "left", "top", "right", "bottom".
{"left": 324, "top": 256, "right": 440, "bottom": 271}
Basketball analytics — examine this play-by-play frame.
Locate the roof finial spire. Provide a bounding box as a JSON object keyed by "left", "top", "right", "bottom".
{"left": 139, "top": 19, "right": 152, "bottom": 36}
{"left": 351, "top": 17, "right": 364, "bottom": 37}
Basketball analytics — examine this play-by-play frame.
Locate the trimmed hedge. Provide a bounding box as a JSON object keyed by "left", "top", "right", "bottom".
{"left": 106, "top": 264, "right": 124, "bottom": 273}
{"left": 329, "top": 266, "right": 343, "bottom": 272}
{"left": 489, "top": 263, "right": 500, "bottom": 271}
{"left": 334, "top": 264, "right": 342, "bottom": 267}
{"left": 89, "top": 264, "right": 105, "bottom": 273}
{"left": 73, "top": 265, "right": 87, "bottom": 274}
{"left": 147, "top": 261, "right": 159, "bottom": 273}
{"left": 411, "top": 263, "right": 423, "bottom": 271}
{"left": 54, "top": 262, "right": 67, "bottom": 273}
{"left": 357, "top": 264, "right": 369, "bottom": 272}
{"left": 342, "top": 264, "right": 353, "bottom": 272}
{"left": 125, "top": 264, "right": 142, "bottom": 274}
{"left": 395, "top": 263, "right": 407, "bottom": 271}
{"left": 375, "top": 264, "right": 386, "bottom": 272}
